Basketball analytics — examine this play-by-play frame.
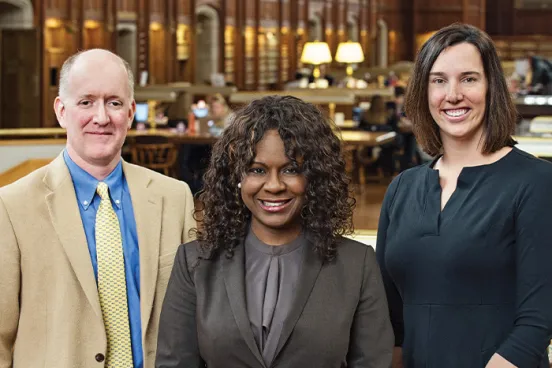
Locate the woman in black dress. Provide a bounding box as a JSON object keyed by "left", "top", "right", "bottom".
{"left": 376, "top": 23, "right": 552, "bottom": 368}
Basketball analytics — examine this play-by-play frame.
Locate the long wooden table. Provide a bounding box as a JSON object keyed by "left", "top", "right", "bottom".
{"left": 0, "top": 128, "right": 395, "bottom": 147}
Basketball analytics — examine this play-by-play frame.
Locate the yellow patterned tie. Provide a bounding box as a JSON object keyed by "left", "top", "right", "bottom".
{"left": 95, "top": 182, "right": 134, "bottom": 367}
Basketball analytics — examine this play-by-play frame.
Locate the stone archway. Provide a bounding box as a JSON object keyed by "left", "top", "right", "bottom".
{"left": 0, "top": 0, "right": 32, "bottom": 29}
{"left": 195, "top": 5, "right": 219, "bottom": 84}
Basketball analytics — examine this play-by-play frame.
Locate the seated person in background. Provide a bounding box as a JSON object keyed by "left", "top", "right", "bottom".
{"left": 207, "top": 93, "right": 232, "bottom": 131}
{"left": 358, "top": 94, "right": 396, "bottom": 177}
{"left": 527, "top": 54, "right": 552, "bottom": 95}
{"left": 155, "top": 95, "right": 393, "bottom": 368}
{"left": 388, "top": 86, "right": 420, "bottom": 172}
{"left": 180, "top": 95, "right": 233, "bottom": 194}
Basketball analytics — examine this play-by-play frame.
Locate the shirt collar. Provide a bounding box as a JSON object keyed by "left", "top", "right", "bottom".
{"left": 63, "top": 149, "right": 124, "bottom": 211}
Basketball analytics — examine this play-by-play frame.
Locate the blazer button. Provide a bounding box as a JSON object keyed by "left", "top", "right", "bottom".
{"left": 95, "top": 353, "right": 105, "bottom": 362}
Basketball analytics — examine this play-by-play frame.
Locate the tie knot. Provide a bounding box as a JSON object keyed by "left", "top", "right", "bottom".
{"left": 96, "top": 182, "right": 110, "bottom": 201}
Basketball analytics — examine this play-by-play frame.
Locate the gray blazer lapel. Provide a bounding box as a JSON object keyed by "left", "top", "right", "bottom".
{"left": 44, "top": 155, "right": 102, "bottom": 318}
{"left": 123, "top": 162, "right": 162, "bottom": 343}
{"left": 222, "top": 244, "right": 267, "bottom": 368}
{"left": 274, "top": 243, "right": 323, "bottom": 358}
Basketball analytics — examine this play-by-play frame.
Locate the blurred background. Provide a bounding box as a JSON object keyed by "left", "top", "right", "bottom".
{"left": 2, "top": 0, "right": 552, "bottom": 237}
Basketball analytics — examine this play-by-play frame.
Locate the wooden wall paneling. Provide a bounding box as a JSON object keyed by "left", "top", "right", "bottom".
{"left": 403, "top": 0, "right": 415, "bottom": 61}
{"left": 279, "top": 0, "right": 284, "bottom": 88}
{"left": 485, "top": 0, "right": 514, "bottom": 35}
{"left": 463, "top": 0, "right": 484, "bottom": 28}
{"left": 174, "top": 0, "right": 190, "bottom": 82}
{"left": 235, "top": 0, "right": 245, "bottom": 88}
{"left": 44, "top": 0, "right": 71, "bottom": 127}
{"left": 340, "top": 0, "right": 347, "bottom": 43}
{"left": 68, "top": 0, "right": 84, "bottom": 53}
{"left": 36, "top": 0, "right": 45, "bottom": 126}
{"left": 149, "top": 0, "right": 166, "bottom": 84}
{"left": 1, "top": 30, "right": 41, "bottom": 128}
{"left": 166, "top": 0, "right": 177, "bottom": 82}
{"left": 104, "top": 0, "right": 118, "bottom": 51}
{"left": 412, "top": 0, "right": 420, "bottom": 57}
{"left": 512, "top": 9, "right": 552, "bottom": 35}
{"left": 119, "top": 0, "right": 137, "bottom": 13}
{"left": 45, "top": 0, "right": 69, "bottom": 19}
{"left": 258, "top": 1, "right": 267, "bottom": 89}
{"left": 189, "top": 0, "right": 197, "bottom": 83}
{"left": 223, "top": 0, "right": 234, "bottom": 84}
{"left": 83, "top": 0, "right": 106, "bottom": 50}
{"left": 288, "top": 0, "right": 298, "bottom": 82}
{"left": 137, "top": 0, "right": 150, "bottom": 83}
{"left": 295, "top": 0, "right": 308, "bottom": 72}
{"left": 479, "top": 0, "right": 485, "bottom": 29}
{"left": 258, "top": 0, "right": 280, "bottom": 89}
{"left": 288, "top": 0, "right": 296, "bottom": 80}
{"left": 358, "top": 0, "right": 366, "bottom": 63}
{"left": 359, "top": 0, "right": 370, "bottom": 66}
{"left": 243, "top": 0, "right": 258, "bottom": 90}
{"left": 255, "top": 0, "right": 260, "bottom": 90}
{"left": 220, "top": 0, "right": 227, "bottom": 75}
{"left": 321, "top": 0, "right": 329, "bottom": 51}
{"left": 414, "top": 0, "right": 462, "bottom": 34}
{"left": 331, "top": 0, "right": 338, "bottom": 57}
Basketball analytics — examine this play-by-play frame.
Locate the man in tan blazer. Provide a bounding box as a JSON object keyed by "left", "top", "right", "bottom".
{"left": 0, "top": 49, "right": 195, "bottom": 367}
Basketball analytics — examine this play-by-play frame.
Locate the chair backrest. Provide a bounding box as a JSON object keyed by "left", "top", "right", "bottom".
{"left": 130, "top": 135, "right": 178, "bottom": 176}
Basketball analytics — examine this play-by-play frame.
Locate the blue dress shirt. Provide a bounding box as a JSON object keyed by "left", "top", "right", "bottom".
{"left": 63, "top": 150, "right": 143, "bottom": 368}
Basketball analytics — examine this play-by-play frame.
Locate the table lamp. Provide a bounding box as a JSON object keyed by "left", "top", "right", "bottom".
{"left": 300, "top": 41, "right": 332, "bottom": 79}
{"left": 335, "top": 41, "right": 365, "bottom": 77}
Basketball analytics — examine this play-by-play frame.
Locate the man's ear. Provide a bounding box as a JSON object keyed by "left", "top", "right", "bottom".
{"left": 127, "top": 99, "right": 136, "bottom": 129}
{"left": 54, "top": 97, "right": 66, "bottom": 128}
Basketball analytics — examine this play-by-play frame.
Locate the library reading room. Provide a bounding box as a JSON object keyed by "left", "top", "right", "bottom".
{"left": 3, "top": 0, "right": 552, "bottom": 367}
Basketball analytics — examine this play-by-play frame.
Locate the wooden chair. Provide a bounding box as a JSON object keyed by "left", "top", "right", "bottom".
{"left": 129, "top": 135, "right": 179, "bottom": 178}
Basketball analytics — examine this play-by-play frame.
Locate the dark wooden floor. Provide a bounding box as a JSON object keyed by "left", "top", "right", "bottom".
{"left": 352, "top": 183, "right": 388, "bottom": 231}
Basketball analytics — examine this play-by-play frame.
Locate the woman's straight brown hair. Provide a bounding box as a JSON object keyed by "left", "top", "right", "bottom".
{"left": 405, "top": 23, "right": 517, "bottom": 156}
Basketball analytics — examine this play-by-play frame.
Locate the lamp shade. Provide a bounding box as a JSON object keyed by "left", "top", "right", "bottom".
{"left": 335, "top": 41, "right": 365, "bottom": 64}
{"left": 300, "top": 41, "right": 333, "bottom": 65}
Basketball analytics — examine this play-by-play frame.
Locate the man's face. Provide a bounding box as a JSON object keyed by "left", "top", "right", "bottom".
{"left": 54, "top": 54, "right": 135, "bottom": 170}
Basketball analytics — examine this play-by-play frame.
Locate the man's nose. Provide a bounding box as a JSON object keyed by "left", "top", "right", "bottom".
{"left": 93, "top": 102, "right": 110, "bottom": 125}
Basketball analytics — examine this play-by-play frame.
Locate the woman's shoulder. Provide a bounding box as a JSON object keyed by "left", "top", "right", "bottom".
{"left": 509, "top": 147, "right": 552, "bottom": 178}
{"left": 178, "top": 240, "right": 221, "bottom": 271}
{"left": 336, "top": 237, "right": 376, "bottom": 262}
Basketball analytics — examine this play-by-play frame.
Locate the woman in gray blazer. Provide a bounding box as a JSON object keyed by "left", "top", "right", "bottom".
{"left": 156, "top": 95, "right": 394, "bottom": 368}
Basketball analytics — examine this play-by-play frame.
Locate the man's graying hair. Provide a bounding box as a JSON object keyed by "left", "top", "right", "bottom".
{"left": 58, "top": 49, "right": 135, "bottom": 100}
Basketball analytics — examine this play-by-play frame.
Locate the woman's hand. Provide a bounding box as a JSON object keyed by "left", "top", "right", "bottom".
{"left": 392, "top": 347, "right": 403, "bottom": 368}
{"left": 485, "top": 353, "right": 517, "bottom": 368}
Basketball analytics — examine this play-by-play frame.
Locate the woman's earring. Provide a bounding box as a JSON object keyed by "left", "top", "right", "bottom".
{"left": 237, "top": 182, "right": 242, "bottom": 189}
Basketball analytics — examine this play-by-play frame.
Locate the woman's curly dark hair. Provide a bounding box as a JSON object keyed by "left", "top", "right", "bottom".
{"left": 193, "top": 95, "right": 355, "bottom": 262}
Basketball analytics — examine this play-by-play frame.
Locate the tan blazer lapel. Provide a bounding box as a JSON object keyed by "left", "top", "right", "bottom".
{"left": 123, "top": 162, "right": 162, "bottom": 342}
{"left": 44, "top": 154, "right": 102, "bottom": 317}
{"left": 222, "top": 244, "right": 267, "bottom": 368}
{"left": 274, "top": 241, "right": 323, "bottom": 359}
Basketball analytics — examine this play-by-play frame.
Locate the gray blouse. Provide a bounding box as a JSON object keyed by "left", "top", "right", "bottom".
{"left": 244, "top": 230, "right": 306, "bottom": 366}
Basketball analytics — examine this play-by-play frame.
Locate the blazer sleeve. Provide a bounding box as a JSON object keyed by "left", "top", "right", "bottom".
{"left": 375, "top": 174, "right": 404, "bottom": 347}
{"left": 347, "top": 246, "right": 394, "bottom": 368}
{"left": 156, "top": 243, "right": 204, "bottom": 368}
{"left": 179, "top": 183, "right": 197, "bottom": 244}
{"left": 495, "top": 174, "right": 552, "bottom": 367}
{"left": 0, "top": 196, "right": 19, "bottom": 368}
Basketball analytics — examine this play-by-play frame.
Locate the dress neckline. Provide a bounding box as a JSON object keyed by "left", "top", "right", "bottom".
{"left": 427, "top": 146, "right": 517, "bottom": 177}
